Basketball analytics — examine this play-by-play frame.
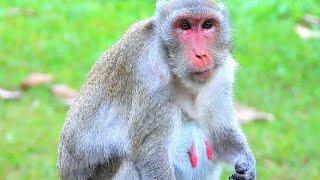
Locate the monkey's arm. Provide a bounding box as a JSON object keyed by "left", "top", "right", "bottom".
{"left": 207, "top": 58, "right": 256, "bottom": 179}
{"left": 212, "top": 124, "right": 256, "bottom": 180}
{"left": 210, "top": 98, "right": 256, "bottom": 180}
{"left": 130, "top": 86, "right": 176, "bottom": 180}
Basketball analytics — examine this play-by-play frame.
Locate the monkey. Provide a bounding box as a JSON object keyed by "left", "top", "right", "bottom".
{"left": 57, "top": 0, "right": 256, "bottom": 179}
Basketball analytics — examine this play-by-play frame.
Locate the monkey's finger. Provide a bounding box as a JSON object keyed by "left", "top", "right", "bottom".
{"left": 229, "top": 173, "right": 246, "bottom": 180}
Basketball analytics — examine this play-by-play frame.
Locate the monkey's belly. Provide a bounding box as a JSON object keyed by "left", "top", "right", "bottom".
{"left": 169, "top": 121, "right": 215, "bottom": 180}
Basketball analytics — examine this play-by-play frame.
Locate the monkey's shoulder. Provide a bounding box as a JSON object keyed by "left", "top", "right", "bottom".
{"left": 113, "top": 18, "right": 155, "bottom": 53}
{"left": 80, "top": 18, "right": 157, "bottom": 102}
{"left": 128, "top": 18, "right": 155, "bottom": 35}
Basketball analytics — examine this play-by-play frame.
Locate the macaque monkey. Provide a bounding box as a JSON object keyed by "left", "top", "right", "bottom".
{"left": 58, "top": 0, "right": 256, "bottom": 179}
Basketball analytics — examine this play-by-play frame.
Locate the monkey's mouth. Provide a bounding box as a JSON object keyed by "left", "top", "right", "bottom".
{"left": 191, "top": 69, "right": 213, "bottom": 81}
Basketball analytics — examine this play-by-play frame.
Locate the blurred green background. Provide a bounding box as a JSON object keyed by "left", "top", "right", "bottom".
{"left": 0, "top": 0, "right": 319, "bottom": 179}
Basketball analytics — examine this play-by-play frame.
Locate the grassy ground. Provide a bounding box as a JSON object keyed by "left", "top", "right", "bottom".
{"left": 0, "top": 0, "right": 319, "bottom": 179}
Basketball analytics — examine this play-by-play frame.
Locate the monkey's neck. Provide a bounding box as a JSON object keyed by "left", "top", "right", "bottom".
{"left": 172, "top": 80, "right": 201, "bottom": 120}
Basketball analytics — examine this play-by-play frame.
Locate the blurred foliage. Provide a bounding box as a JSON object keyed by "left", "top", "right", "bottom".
{"left": 0, "top": 0, "right": 319, "bottom": 179}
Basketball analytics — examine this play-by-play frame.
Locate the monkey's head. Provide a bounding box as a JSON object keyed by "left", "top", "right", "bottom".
{"left": 156, "top": 0, "right": 232, "bottom": 90}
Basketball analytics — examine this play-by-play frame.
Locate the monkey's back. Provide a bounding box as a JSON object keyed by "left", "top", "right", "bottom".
{"left": 82, "top": 18, "right": 156, "bottom": 103}
{"left": 58, "top": 18, "right": 157, "bottom": 179}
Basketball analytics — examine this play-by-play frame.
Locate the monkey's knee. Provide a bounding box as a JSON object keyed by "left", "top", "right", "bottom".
{"left": 58, "top": 145, "right": 92, "bottom": 180}
{"left": 113, "top": 161, "right": 141, "bottom": 180}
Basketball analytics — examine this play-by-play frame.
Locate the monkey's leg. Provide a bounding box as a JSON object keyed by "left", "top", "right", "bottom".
{"left": 113, "top": 161, "right": 141, "bottom": 180}
{"left": 58, "top": 140, "right": 123, "bottom": 180}
{"left": 58, "top": 100, "right": 130, "bottom": 179}
{"left": 58, "top": 144, "right": 93, "bottom": 180}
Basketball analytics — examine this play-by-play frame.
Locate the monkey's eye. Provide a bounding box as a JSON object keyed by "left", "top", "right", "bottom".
{"left": 180, "top": 20, "right": 192, "bottom": 30}
{"left": 202, "top": 20, "right": 214, "bottom": 29}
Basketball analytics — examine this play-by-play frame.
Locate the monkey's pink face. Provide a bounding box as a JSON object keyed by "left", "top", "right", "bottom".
{"left": 173, "top": 15, "right": 219, "bottom": 82}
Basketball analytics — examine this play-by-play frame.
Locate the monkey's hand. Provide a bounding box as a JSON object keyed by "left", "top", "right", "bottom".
{"left": 229, "top": 156, "right": 256, "bottom": 180}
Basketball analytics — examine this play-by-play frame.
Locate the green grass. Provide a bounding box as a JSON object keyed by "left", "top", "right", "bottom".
{"left": 0, "top": 0, "right": 319, "bottom": 179}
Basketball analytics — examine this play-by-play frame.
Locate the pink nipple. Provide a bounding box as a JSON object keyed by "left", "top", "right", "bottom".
{"left": 205, "top": 140, "right": 213, "bottom": 160}
{"left": 188, "top": 143, "right": 198, "bottom": 168}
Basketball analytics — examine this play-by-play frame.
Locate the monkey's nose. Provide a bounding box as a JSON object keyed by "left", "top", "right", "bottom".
{"left": 195, "top": 54, "right": 209, "bottom": 60}
{"left": 191, "top": 53, "right": 213, "bottom": 69}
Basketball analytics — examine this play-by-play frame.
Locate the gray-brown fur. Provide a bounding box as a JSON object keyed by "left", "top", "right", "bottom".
{"left": 58, "top": 19, "right": 158, "bottom": 179}
{"left": 58, "top": 0, "right": 255, "bottom": 179}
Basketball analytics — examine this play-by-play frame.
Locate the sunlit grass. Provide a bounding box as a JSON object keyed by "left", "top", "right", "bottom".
{"left": 0, "top": 0, "right": 319, "bottom": 179}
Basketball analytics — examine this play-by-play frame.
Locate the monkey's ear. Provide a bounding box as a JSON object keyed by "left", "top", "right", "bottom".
{"left": 217, "top": 3, "right": 230, "bottom": 19}
{"left": 156, "top": 0, "right": 170, "bottom": 14}
{"left": 156, "top": 0, "right": 170, "bottom": 7}
{"left": 156, "top": 0, "right": 167, "bottom": 4}
{"left": 217, "top": 3, "right": 227, "bottom": 10}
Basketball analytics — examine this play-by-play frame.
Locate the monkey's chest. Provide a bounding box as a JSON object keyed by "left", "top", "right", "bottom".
{"left": 169, "top": 121, "right": 215, "bottom": 180}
